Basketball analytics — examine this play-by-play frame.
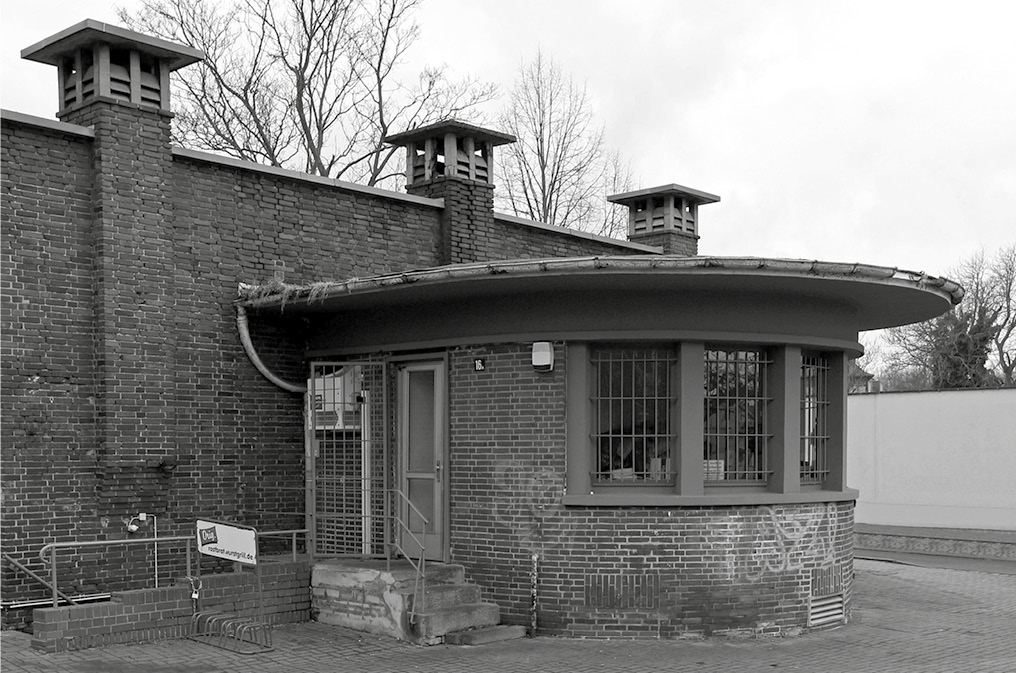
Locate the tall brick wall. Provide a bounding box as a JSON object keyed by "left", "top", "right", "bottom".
{"left": 477, "top": 217, "right": 650, "bottom": 260}
{"left": 447, "top": 344, "right": 854, "bottom": 637}
{"left": 2, "top": 108, "right": 650, "bottom": 613}
{"left": 0, "top": 114, "right": 447, "bottom": 608}
{"left": 407, "top": 176, "right": 646, "bottom": 263}
{"left": 1, "top": 119, "right": 102, "bottom": 601}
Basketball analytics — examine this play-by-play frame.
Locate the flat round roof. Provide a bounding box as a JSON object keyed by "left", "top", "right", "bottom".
{"left": 242, "top": 256, "right": 961, "bottom": 332}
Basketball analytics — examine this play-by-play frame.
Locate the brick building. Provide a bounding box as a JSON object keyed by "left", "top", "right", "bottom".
{"left": 1, "top": 21, "right": 961, "bottom": 641}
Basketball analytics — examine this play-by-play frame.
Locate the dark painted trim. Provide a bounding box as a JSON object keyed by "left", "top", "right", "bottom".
{"left": 307, "top": 331, "right": 863, "bottom": 358}
{"left": 562, "top": 489, "right": 859, "bottom": 507}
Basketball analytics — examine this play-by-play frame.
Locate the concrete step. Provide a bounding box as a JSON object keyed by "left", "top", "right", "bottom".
{"left": 312, "top": 560, "right": 465, "bottom": 592}
{"left": 402, "top": 583, "right": 482, "bottom": 612}
{"left": 444, "top": 625, "right": 529, "bottom": 646}
{"left": 414, "top": 602, "right": 500, "bottom": 639}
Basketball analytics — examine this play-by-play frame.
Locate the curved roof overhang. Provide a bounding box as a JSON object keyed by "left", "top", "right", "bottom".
{"left": 241, "top": 256, "right": 961, "bottom": 355}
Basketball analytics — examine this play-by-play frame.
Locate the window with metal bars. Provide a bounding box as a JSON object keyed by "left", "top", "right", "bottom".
{"left": 703, "top": 348, "right": 772, "bottom": 483}
{"left": 591, "top": 345, "right": 676, "bottom": 484}
{"left": 801, "top": 352, "right": 830, "bottom": 484}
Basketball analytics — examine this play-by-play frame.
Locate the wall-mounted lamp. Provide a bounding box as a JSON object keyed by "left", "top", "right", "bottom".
{"left": 532, "top": 342, "right": 554, "bottom": 372}
{"left": 126, "top": 512, "right": 149, "bottom": 533}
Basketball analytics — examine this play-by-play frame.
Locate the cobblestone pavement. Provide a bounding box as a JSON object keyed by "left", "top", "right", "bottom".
{"left": 3, "top": 560, "right": 1015, "bottom": 673}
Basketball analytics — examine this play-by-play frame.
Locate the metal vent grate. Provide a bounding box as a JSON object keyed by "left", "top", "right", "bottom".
{"left": 584, "top": 573, "right": 661, "bottom": 609}
{"left": 808, "top": 593, "right": 845, "bottom": 627}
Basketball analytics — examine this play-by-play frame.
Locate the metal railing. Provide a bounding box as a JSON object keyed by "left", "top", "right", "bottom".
{"left": 36, "top": 528, "right": 309, "bottom": 608}
{"left": 389, "top": 489, "right": 428, "bottom": 624}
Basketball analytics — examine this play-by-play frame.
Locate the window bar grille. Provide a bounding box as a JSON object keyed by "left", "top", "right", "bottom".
{"left": 801, "top": 353, "right": 830, "bottom": 484}
{"left": 591, "top": 347, "right": 675, "bottom": 484}
{"left": 703, "top": 348, "right": 771, "bottom": 483}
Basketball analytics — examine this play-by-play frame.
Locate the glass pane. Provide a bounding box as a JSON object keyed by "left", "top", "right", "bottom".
{"left": 408, "top": 370, "right": 435, "bottom": 472}
{"left": 407, "top": 478, "right": 435, "bottom": 533}
{"left": 592, "top": 346, "right": 675, "bottom": 483}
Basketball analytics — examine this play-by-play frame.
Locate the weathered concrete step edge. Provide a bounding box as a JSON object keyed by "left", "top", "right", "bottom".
{"left": 312, "top": 561, "right": 466, "bottom": 591}
{"left": 403, "top": 563, "right": 467, "bottom": 588}
{"left": 444, "top": 625, "right": 529, "bottom": 646}
{"left": 414, "top": 602, "right": 499, "bottom": 638}
{"left": 400, "top": 583, "right": 482, "bottom": 611}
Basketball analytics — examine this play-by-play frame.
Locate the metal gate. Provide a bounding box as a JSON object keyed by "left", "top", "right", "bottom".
{"left": 307, "top": 361, "right": 391, "bottom": 557}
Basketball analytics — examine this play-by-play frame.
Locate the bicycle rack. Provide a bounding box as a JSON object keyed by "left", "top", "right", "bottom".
{"left": 189, "top": 610, "right": 274, "bottom": 654}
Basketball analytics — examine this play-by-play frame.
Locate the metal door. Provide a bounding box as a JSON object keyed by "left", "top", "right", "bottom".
{"left": 307, "top": 362, "right": 388, "bottom": 557}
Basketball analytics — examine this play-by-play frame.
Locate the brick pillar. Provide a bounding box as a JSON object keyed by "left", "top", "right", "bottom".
{"left": 628, "top": 230, "right": 699, "bottom": 256}
{"left": 407, "top": 177, "right": 495, "bottom": 265}
{"left": 608, "top": 184, "right": 720, "bottom": 257}
{"left": 62, "top": 101, "right": 178, "bottom": 514}
{"left": 384, "top": 121, "right": 514, "bottom": 265}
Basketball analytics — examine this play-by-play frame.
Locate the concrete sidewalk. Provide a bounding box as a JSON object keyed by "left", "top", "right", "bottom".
{"left": 3, "top": 559, "right": 1015, "bottom": 673}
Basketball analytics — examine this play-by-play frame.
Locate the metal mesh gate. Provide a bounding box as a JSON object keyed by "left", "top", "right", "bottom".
{"left": 307, "top": 362, "right": 391, "bottom": 557}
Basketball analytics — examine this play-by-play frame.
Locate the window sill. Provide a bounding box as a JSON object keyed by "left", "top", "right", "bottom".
{"left": 561, "top": 488, "right": 859, "bottom": 507}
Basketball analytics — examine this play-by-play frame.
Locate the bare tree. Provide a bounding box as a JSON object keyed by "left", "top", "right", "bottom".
{"left": 497, "top": 50, "right": 615, "bottom": 230}
{"left": 956, "top": 244, "right": 1016, "bottom": 386}
{"left": 118, "top": 0, "right": 495, "bottom": 186}
{"left": 880, "top": 244, "right": 1016, "bottom": 389}
{"left": 586, "top": 148, "right": 637, "bottom": 238}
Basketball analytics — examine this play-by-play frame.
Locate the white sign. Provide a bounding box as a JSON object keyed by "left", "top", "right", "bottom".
{"left": 196, "top": 519, "right": 258, "bottom": 566}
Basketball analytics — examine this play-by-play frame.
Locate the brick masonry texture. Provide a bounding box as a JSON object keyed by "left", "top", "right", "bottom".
{"left": 0, "top": 109, "right": 644, "bottom": 615}
{"left": 29, "top": 560, "right": 310, "bottom": 652}
{"left": 3, "top": 94, "right": 852, "bottom": 639}
{"left": 629, "top": 230, "right": 699, "bottom": 256}
{"left": 447, "top": 344, "right": 854, "bottom": 637}
{"left": 409, "top": 177, "right": 632, "bottom": 262}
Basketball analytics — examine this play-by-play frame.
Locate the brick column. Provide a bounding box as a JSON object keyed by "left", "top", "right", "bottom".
{"left": 407, "top": 177, "right": 495, "bottom": 265}
{"left": 63, "top": 101, "right": 178, "bottom": 514}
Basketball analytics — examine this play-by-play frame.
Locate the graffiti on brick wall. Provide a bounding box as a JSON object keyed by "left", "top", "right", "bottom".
{"left": 491, "top": 459, "right": 573, "bottom": 553}
{"left": 758, "top": 503, "right": 836, "bottom": 573}
{"left": 727, "top": 504, "right": 838, "bottom": 580}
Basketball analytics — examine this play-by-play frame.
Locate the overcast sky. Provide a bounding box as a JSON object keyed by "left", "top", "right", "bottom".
{"left": 3, "top": 0, "right": 1013, "bottom": 278}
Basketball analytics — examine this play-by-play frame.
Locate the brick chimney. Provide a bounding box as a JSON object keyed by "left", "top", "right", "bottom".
{"left": 385, "top": 120, "right": 515, "bottom": 265}
{"left": 21, "top": 22, "right": 203, "bottom": 513}
{"left": 608, "top": 184, "right": 720, "bottom": 256}
{"left": 21, "top": 19, "right": 202, "bottom": 121}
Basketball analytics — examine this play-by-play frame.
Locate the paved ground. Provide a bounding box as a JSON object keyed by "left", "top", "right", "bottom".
{"left": 3, "top": 559, "right": 1015, "bottom": 673}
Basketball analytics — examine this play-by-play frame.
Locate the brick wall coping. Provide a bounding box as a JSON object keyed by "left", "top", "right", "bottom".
{"left": 493, "top": 212, "right": 662, "bottom": 253}
{"left": 171, "top": 146, "right": 445, "bottom": 208}
{"left": 0, "top": 109, "right": 95, "bottom": 137}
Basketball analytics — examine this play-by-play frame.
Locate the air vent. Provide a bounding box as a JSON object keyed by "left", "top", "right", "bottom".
{"left": 808, "top": 593, "right": 845, "bottom": 627}
{"left": 584, "top": 573, "right": 661, "bottom": 609}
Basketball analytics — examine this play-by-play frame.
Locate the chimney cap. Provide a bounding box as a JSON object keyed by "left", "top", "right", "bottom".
{"left": 608, "top": 183, "right": 721, "bottom": 206}
{"left": 21, "top": 19, "right": 204, "bottom": 71}
{"left": 384, "top": 119, "right": 516, "bottom": 147}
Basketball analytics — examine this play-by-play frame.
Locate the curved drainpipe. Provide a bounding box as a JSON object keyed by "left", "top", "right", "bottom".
{"left": 236, "top": 304, "right": 307, "bottom": 394}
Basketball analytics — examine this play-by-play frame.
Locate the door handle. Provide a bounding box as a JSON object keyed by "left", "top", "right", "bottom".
{"left": 435, "top": 460, "right": 442, "bottom": 476}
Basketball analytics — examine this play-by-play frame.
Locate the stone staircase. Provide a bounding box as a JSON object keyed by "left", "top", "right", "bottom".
{"left": 312, "top": 559, "right": 526, "bottom": 645}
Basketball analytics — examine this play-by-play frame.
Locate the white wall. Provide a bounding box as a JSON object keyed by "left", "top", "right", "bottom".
{"left": 847, "top": 388, "right": 1016, "bottom": 531}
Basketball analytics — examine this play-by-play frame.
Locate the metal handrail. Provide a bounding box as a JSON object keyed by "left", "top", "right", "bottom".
{"left": 390, "top": 489, "right": 428, "bottom": 624}
{"left": 4, "top": 553, "right": 82, "bottom": 606}
{"left": 37, "top": 528, "right": 310, "bottom": 608}
{"left": 256, "top": 528, "right": 309, "bottom": 562}
{"left": 39, "top": 536, "right": 194, "bottom": 608}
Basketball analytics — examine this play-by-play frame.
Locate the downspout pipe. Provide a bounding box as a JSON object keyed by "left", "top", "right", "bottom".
{"left": 236, "top": 304, "right": 307, "bottom": 394}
